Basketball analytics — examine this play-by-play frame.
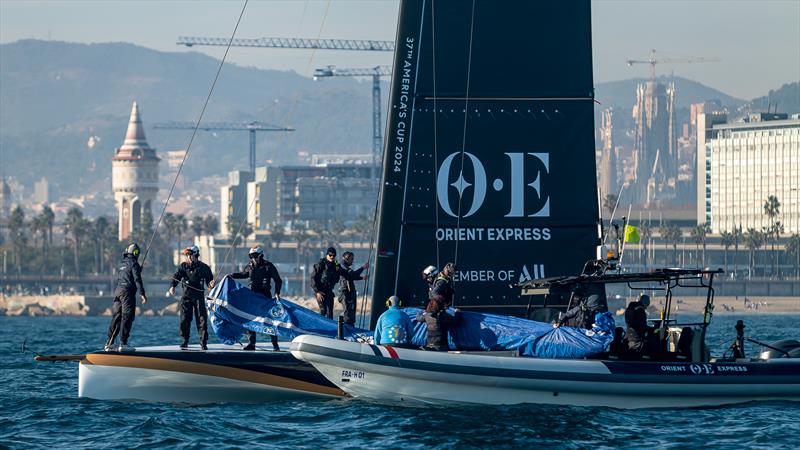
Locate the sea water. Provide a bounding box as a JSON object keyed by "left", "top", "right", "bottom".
{"left": 1, "top": 314, "right": 799, "bottom": 449}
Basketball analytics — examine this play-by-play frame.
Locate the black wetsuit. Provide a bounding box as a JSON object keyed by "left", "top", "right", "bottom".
{"left": 311, "top": 259, "right": 344, "bottom": 319}
{"left": 416, "top": 309, "right": 462, "bottom": 351}
{"left": 107, "top": 255, "right": 145, "bottom": 346}
{"left": 337, "top": 262, "right": 365, "bottom": 326}
{"left": 625, "top": 301, "right": 650, "bottom": 354}
{"left": 231, "top": 259, "right": 283, "bottom": 349}
{"left": 430, "top": 274, "right": 454, "bottom": 306}
{"left": 170, "top": 260, "right": 213, "bottom": 347}
{"left": 559, "top": 294, "right": 608, "bottom": 329}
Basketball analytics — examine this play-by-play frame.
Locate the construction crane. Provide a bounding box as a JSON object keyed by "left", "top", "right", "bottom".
{"left": 313, "top": 65, "right": 392, "bottom": 178}
{"left": 154, "top": 121, "right": 294, "bottom": 172}
{"left": 626, "top": 49, "right": 720, "bottom": 81}
{"left": 176, "top": 36, "right": 394, "bottom": 179}
{"left": 177, "top": 36, "right": 394, "bottom": 52}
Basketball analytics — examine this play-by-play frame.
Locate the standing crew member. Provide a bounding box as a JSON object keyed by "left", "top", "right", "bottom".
{"left": 416, "top": 296, "right": 462, "bottom": 351}
{"left": 430, "top": 262, "right": 456, "bottom": 307}
{"left": 311, "top": 247, "right": 345, "bottom": 319}
{"left": 168, "top": 245, "right": 213, "bottom": 350}
{"left": 374, "top": 296, "right": 414, "bottom": 347}
{"left": 338, "top": 251, "right": 369, "bottom": 326}
{"left": 105, "top": 243, "right": 147, "bottom": 352}
{"left": 230, "top": 245, "right": 282, "bottom": 351}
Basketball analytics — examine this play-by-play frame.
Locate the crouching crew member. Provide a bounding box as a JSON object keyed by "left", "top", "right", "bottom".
{"left": 230, "top": 245, "right": 282, "bottom": 351}
{"left": 105, "top": 243, "right": 147, "bottom": 352}
{"left": 374, "top": 296, "right": 414, "bottom": 347}
{"left": 555, "top": 290, "right": 609, "bottom": 330}
{"left": 168, "top": 245, "right": 213, "bottom": 350}
{"left": 416, "top": 296, "right": 462, "bottom": 351}
{"left": 311, "top": 247, "right": 345, "bottom": 319}
{"left": 338, "top": 251, "right": 369, "bottom": 326}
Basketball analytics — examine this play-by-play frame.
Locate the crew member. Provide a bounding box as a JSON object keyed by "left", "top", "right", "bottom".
{"left": 337, "top": 251, "right": 369, "bottom": 326}
{"left": 430, "top": 262, "right": 456, "bottom": 307}
{"left": 421, "top": 265, "right": 439, "bottom": 293}
{"left": 168, "top": 245, "right": 213, "bottom": 350}
{"left": 230, "top": 245, "right": 282, "bottom": 351}
{"left": 105, "top": 243, "right": 147, "bottom": 352}
{"left": 625, "top": 293, "right": 651, "bottom": 355}
{"left": 556, "top": 288, "right": 609, "bottom": 329}
{"left": 374, "top": 296, "right": 414, "bottom": 347}
{"left": 311, "top": 247, "right": 345, "bottom": 319}
{"left": 416, "top": 296, "right": 462, "bottom": 351}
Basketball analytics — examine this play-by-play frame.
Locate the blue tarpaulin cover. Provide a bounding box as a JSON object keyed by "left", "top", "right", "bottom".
{"left": 208, "top": 277, "right": 613, "bottom": 358}
{"left": 206, "top": 276, "right": 370, "bottom": 344}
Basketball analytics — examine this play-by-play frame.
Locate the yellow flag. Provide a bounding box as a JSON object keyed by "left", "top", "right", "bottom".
{"left": 624, "top": 224, "right": 640, "bottom": 244}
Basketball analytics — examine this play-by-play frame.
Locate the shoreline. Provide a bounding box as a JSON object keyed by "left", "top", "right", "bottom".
{"left": 1, "top": 294, "right": 798, "bottom": 317}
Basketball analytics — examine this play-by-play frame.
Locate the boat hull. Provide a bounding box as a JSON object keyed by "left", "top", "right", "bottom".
{"left": 291, "top": 336, "right": 800, "bottom": 408}
{"left": 78, "top": 343, "right": 345, "bottom": 403}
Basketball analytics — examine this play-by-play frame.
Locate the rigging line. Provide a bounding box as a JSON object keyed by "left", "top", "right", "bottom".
{"left": 452, "top": 0, "right": 477, "bottom": 288}
{"left": 141, "top": 0, "right": 249, "bottom": 265}
{"left": 431, "top": 0, "right": 440, "bottom": 271}
{"left": 213, "top": 0, "right": 332, "bottom": 283}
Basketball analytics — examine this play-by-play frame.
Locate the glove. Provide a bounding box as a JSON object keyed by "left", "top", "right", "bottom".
{"left": 167, "top": 286, "right": 175, "bottom": 296}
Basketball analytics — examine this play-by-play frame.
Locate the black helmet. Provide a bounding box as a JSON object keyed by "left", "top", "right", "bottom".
{"left": 125, "top": 243, "right": 140, "bottom": 258}
{"left": 326, "top": 247, "right": 337, "bottom": 257}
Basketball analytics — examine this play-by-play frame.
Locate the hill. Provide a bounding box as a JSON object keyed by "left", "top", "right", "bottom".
{"left": 0, "top": 39, "right": 790, "bottom": 198}
{"left": 746, "top": 82, "right": 800, "bottom": 115}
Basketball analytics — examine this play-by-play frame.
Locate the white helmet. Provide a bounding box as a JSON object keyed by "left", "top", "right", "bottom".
{"left": 422, "top": 265, "right": 438, "bottom": 277}
{"left": 249, "top": 245, "right": 264, "bottom": 258}
{"left": 183, "top": 245, "right": 200, "bottom": 256}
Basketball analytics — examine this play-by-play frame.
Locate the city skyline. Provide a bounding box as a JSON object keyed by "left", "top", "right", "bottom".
{"left": 0, "top": 0, "right": 798, "bottom": 100}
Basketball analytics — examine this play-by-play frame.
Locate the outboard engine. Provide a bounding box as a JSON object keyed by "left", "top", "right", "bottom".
{"left": 760, "top": 339, "right": 800, "bottom": 359}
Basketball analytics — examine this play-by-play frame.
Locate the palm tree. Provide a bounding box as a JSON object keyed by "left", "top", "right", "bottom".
{"left": 744, "top": 228, "right": 764, "bottom": 278}
{"left": 64, "top": 207, "right": 89, "bottom": 276}
{"left": 602, "top": 193, "right": 618, "bottom": 219}
{"left": 720, "top": 231, "right": 735, "bottom": 274}
{"left": 639, "top": 221, "right": 652, "bottom": 270}
{"left": 175, "top": 214, "right": 188, "bottom": 251}
{"left": 93, "top": 217, "right": 110, "bottom": 274}
{"left": 162, "top": 213, "right": 177, "bottom": 253}
{"left": 786, "top": 233, "right": 800, "bottom": 278}
{"left": 8, "top": 207, "right": 28, "bottom": 274}
{"left": 270, "top": 226, "right": 285, "bottom": 250}
{"left": 732, "top": 224, "right": 743, "bottom": 276}
{"left": 41, "top": 205, "right": 55, "bottom": 246}
{"left": 763, "top": 195, "right": 781, "bottom": 275}
{"left": 30, "top": 213, "right": 49, "bottom": 269}
{"left": 204, "top": 215, "right": 219, "bottom": 236}
{"left": 668, "top": 224, "right": 682, "bottom": 266}
{"left": 190, "top": 215, "right": 205, "bottom": 238}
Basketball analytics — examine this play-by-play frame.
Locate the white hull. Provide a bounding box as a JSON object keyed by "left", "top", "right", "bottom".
{"left": 291, "top": 336, "right": 800, "bottom": 408}
{"left": 78, "top": 343, "right": 344, "bottom": 403}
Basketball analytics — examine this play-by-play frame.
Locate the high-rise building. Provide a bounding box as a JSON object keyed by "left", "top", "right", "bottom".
{"left": 597, "top": 108, "right": 617, "bottom": 199}
{"left": 699, "top": 113, "right": 800, "bottom": 233}
{"left": 631, "top": 81, "right": 676, "bottom": 206}
{"left": 112, "top": 102, "right": 161, "bottom": 240}
{"left": 220, "top": 170, "right": 254, "bottom": 236}
{"left": 33, "top": 177, "right": 50, "bottom": 204}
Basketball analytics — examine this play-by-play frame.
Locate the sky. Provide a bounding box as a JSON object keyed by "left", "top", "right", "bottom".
{"left": 1, "top": 0, "right": 799, "bottom": 100}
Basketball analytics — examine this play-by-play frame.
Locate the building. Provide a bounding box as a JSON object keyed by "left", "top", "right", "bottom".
{"left": 699, "top": 113, "right": 800, "bottom": 234}
{"left": 220, "top": 170, "right": 254, "bottom": 236}
{"left": 597, "top": 108, "right": 618, "bottom": 198}
{"left": 112, "top": 102, "right": 161, "bottom": 240}
{"left": 33, "top": 177, "right": 50, "bottom": 204}
{"left": 219, "top": 157, "right": 378, "bottom": 237}
{"left": 631, "top": 81, "right": 677, "bottom": 206}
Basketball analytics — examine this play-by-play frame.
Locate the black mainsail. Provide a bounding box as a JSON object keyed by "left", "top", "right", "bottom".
{"left": 371, "top": 0, "right": 599, "bottom": 325}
